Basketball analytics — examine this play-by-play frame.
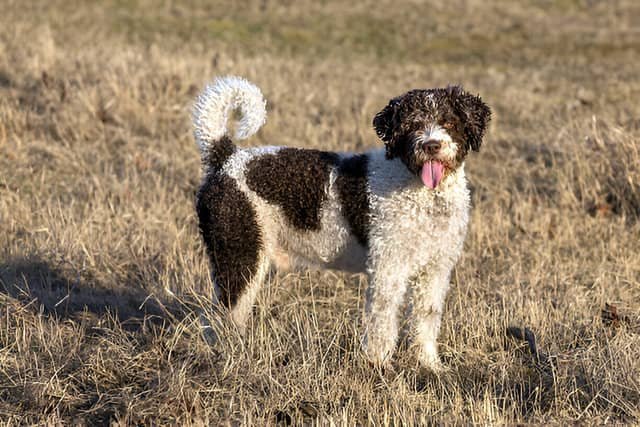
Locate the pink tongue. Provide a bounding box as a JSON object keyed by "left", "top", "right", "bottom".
{"left": 421, "top": 161, "right": 444, "bottom": 188}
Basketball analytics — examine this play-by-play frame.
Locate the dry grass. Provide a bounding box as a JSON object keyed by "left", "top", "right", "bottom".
{"left": 1, "top": 0, "right": 640, "bottom": 424}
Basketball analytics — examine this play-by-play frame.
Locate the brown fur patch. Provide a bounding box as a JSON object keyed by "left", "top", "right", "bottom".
{"left": 336, "top": 154, "right": 370, "bottom": 246}
{"left": 203, "top": 136, "right": 235, "bottom": 171}
{"left": 245, "top": 148, "right": 339, "bottom": 230}
{"left": 196, "top": 173, "right": 262, "bottom": 307}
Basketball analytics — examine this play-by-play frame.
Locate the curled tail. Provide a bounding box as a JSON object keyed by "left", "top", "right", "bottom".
{"left": 192, "top": 76, "right": 266, "bottom": 167}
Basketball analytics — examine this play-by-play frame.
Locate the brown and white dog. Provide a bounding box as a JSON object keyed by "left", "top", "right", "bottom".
{"left": 193, "top": 76, "right": 491, "bottom": 369}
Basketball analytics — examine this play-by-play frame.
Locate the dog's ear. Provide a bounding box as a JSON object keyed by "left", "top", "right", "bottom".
{"left": 454, "top": 88, "right": 491, "bottom": 152}
{"left": 373, "top": 97, "right": 403, "bottom": 158}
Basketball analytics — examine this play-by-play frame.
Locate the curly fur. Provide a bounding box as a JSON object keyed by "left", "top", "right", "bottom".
{"left": 193, "top": 76, "right": 491, "bottom": 369}
{"left": 193, "top": 75, "right": 266, "bottom": 151}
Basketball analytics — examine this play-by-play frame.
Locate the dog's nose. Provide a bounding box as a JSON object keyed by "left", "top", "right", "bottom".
{"left": 422, "top": 140, "right": 441, "bottom": 155}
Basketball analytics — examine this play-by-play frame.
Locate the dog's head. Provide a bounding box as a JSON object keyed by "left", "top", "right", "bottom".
{"left": 373, "top": 86, "right": 491, "bottom": 189}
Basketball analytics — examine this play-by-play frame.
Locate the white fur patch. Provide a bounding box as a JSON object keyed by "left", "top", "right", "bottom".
{"left": 425, "top": 125, "right": 453, "bottom": 144}
{"left": 192, "top": 76, "right": 267, "bottom": 152}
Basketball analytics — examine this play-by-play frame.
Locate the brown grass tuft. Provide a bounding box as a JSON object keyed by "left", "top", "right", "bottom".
{"left": 561, "top": 117, "right": 640, "bottom": 220}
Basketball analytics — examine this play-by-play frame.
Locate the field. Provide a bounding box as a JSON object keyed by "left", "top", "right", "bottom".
{"left": 1, "top": 0, "right": 640, "bottom": 424}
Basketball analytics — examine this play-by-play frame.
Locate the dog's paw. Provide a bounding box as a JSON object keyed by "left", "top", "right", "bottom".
{"left": 417, "top": 346, "right": 448, "bottom": 373}
{"left": 421, "top": 357, "right": 449, "bottom": 373}
{"left": 361, "top": 333, "right": 395, "bottom": 367}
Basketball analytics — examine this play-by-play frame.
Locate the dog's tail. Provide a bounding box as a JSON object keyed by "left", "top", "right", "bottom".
{"left": 192, "top": 76, "right": 266, "bottom": 167}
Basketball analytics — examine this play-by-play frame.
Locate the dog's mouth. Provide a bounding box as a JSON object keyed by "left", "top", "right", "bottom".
{"left": 420, "top": 160, "right": 445, "bottom": 189}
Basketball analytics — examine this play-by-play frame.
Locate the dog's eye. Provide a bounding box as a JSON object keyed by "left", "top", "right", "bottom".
{"left": 443, "top": 122, "right": 454, "bottom": 130}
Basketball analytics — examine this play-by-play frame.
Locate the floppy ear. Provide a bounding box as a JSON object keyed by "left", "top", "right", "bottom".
{"left": 373, "top": 97, "right": 401, "bottom": 158}
{"left": 456, "top": 90, "right": 491, "bottom": 152}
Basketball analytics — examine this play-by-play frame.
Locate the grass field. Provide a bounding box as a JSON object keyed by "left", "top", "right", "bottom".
{"left": 1, "top": 0, "right": 639, "bottom": 424}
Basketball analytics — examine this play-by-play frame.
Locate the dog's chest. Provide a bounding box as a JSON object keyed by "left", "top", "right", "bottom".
{"left": 368, "top": 172, "right": 470, "bottom": 271}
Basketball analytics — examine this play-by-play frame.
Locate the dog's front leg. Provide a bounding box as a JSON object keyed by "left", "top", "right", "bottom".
{"left": 361, "top": 266, "right": 410, "bottom": 366}
{"left": 409, "top": 265, "right": 452, "bottom": 371}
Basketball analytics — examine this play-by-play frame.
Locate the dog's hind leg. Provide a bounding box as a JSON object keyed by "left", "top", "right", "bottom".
{"left": 196, "top": 171, "right": 266, "bottom": 341}
{"left": 201, "top": 257, "right": 268, "bottom": 345}
{"left": 224, "top": 255, "right": 269, "bottom": 329}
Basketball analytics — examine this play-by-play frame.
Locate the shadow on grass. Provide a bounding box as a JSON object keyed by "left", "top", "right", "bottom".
{"left": 0, "top": 256, "right": 194, "bottom": 330}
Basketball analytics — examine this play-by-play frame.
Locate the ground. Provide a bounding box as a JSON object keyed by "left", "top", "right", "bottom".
{"left": 1, "top": 0, "right": 639, "bottom": 424}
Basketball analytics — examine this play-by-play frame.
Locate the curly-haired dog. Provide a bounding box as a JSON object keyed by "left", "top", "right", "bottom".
{"left": 193, "top": 76, "right": 491, "bottom": 369}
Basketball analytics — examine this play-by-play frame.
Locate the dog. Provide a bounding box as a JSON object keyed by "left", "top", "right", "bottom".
{"left": 193, "top": 76, "right": 491, "bottom": 369}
